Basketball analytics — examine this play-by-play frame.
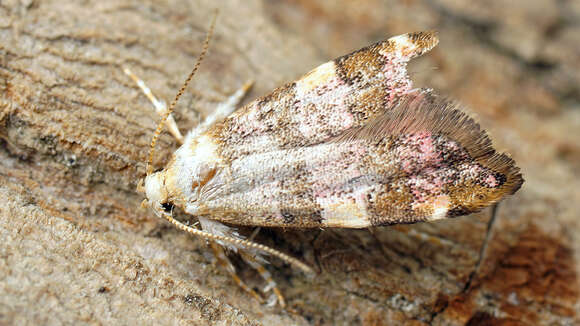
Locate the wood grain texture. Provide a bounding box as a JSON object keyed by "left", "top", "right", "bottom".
{"left": 1, "top": 0, "right": 579, "bottom": 325}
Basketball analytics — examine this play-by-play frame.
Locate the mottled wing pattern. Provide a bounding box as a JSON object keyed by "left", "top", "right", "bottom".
{"left": 190, "top": 31, "right": 522, "bottom": 228}
{"left": 208, "top": 31, "right": 439, "bottom": 156}
{"left": 198, "top": 92, "right": 522, "bottom": 228}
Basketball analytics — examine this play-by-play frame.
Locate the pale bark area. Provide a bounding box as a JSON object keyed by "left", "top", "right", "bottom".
{"left": 1, "top": 0, "right": 579, "bottom": 325}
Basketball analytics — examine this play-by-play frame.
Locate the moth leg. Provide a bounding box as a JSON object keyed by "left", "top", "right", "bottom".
{"left": 239, "top": 250, "right": 286, "bottom": 308}
{"left": 198, "top": 217, "right": 289, "bottom": 307}
{"left": 209, "top": 241, "right": 264, "bottom": 304}
{"left": 188, "top": 80, "right": 253, "bottom": 137}
{"left": 464, "top": 203, "right": 500, "bottom": 291}
{"left": 198, "top": 217, "right": 268, "bottom": 303}
{"left": 123, "top": 68, "right": 184, "bottom": 144}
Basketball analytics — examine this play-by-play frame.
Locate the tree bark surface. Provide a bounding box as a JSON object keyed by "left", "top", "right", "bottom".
{"left": 1, "top": 1, "right": 578, "bottom": 325}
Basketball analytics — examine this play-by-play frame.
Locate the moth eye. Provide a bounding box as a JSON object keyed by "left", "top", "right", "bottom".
{"left": 161, "top": 202, "right": 174, "bottom": 213}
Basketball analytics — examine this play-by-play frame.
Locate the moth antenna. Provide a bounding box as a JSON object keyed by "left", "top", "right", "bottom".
{"left": 161, "top": 212, "right": 314, "bottom": 275}
{"left": 146, "top": 11, "right": 218, "bottom": 176}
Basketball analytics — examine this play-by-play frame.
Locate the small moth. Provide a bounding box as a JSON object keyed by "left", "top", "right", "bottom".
{"left": 127, "top": 17, "right": 523, "bottom": 307}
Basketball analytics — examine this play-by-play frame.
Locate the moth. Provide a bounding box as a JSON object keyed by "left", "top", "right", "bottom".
{"left": 126, "top": 17, "right": 523, "bottom": 307}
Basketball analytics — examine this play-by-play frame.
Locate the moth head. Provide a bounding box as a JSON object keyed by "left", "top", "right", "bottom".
{"left": 139, "top": 172, "right": 171, "bottom": 216}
